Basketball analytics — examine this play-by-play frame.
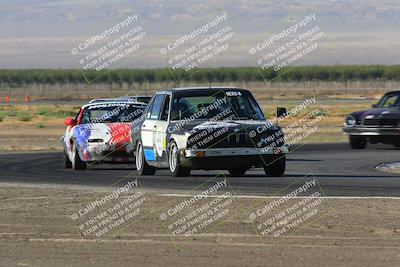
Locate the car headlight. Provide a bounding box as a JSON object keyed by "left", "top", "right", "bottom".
{"left": 345, "top": 116, "right": 356, "bottom": 126}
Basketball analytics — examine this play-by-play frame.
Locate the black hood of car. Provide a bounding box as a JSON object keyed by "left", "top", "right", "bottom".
{"left": 169, "top": 120, "right": 283, "bottom": 149}
{"left": 170, "top": 119, "right": 280, "bottom": 134}
{"left": 351, "top": 107, "right": 400, "bottom": 120}
{"left": 349, "top": 107, "right": 400, "bottom": 126}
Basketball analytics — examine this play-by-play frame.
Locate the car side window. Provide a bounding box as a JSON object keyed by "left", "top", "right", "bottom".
{"left": 148, "top": 94, "right": 165, "bottom": 120}
{"left": 160, "top": 95, "right": 170, "bottom": 121}
{"left": 382, "top": 95, "right": 399, "bottom": 108}
{"left": 146, "top": 99, "right": 155, "bottom": 119}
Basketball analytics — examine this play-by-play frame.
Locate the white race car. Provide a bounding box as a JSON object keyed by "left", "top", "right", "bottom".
{"left": 61, "top": 100, "right": 146, "bottom": 170}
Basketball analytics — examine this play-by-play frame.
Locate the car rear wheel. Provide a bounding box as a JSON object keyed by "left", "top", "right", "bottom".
{"left": 168, "top": 141, "right": 191, "bottom": 177}
{"left": 64, "top": 152, "right": 72, "bottom": 169}
{"left": 72, "top": 144, "right": 87, "bottom": 170}
{"left": 228, "top": 168, "right": 247, "bottom": 177}
{"left": 349, "top": 136, "right": 367, "bottom": 149}
{"left": 263, "top": 155, "right": 285, "bottom": 177}
{"left": 136, "top": 141, "right": 156, "bottom": 175}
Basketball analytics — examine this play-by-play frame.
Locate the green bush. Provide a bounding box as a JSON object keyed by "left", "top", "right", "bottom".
{"left": 36, "top": 106, "right": 53, "bottom": 116}
{"left": 5, "top": 110, "right": 17, "bottom": 117}
{"left": 55, "top": 108, "right": 77, "bottom": 118}
{"left": 0, "top": 65, "right": 399, "bottom": 86}
{"left": 0, "top": 112, "right": 5, "bottom": 122}
{"left": 16, "top": 111, "right": 32, "bottom": 121}
{"left": 36, "top": 106, "right": 76, "bottom": 118}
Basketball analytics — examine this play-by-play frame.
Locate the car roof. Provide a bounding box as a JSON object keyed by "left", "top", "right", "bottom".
{"left": 81, "top": 101, "right": 147, "bottom": 110}
{"left": 384, "top": 90, "right": 400, "bottom": 95}
{"left": 89, "top": 95, "right": 151, "bottom": 103}
{"left": 156, "top": 86, "right": 250, "bottom": 94}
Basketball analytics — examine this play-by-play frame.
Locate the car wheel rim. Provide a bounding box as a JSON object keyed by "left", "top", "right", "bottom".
{"left": 72, "top": 146, "right": 76, "bottom": 167}
{"left": 136, "top": 143, "right": 143, "bottom": 171}
{"left": 169, "top": 144, "right": 177, "bottom": 172}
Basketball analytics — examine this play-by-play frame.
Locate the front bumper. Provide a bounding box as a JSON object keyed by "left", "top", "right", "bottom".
{"left": 343, "top": 126, "right": 400, "bottom": 136}
{"left": 184, "top": 146, "right": 289, "bottom": 158}
{"left": 180, "top": 146, "right": 288, "bottom": 170}
{"left": 82, "top": 142, "right": 135, "bottom": 162}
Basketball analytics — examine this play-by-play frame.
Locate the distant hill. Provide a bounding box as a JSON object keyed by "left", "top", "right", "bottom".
{"left": 0, "top": 0, "right": 399, "bottom": 68}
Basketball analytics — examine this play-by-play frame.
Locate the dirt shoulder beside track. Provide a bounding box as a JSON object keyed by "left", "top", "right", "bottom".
{"left": 0, "top": 185, "right": 399, "bottom": 266}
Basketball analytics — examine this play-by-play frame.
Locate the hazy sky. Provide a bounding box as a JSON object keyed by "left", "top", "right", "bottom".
{"left": 0, "top": 0, "right": 399, "bottom": 68}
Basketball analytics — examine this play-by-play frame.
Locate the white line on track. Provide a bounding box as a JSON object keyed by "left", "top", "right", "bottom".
{"left": 158, "top": 193, "right": 400, "bottom": 200}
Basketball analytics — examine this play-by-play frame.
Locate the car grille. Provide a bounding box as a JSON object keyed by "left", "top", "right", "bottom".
{"left": 228, "top": 133, "right": 249, "bottom": 147}
{"left": 363, "top": 118, "right": 398, "bottom": 127}
{"left": 187, "top": 130, "right": 284, "bottom": 149}
{"left": 208, "top": 133, "right": 254, "bottom": 148}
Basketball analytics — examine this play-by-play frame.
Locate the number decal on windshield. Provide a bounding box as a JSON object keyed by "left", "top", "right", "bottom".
{"left": 226, "top": 91, "right": 242, "bottom": 96}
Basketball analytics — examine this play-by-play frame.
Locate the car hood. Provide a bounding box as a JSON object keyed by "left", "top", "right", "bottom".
{"left": 351, "top": 107, "right": 400, "bottom": 120}
{"left": 73, "top": 123, "right": 132, "bottom": 146}
{"left": 171, "top": 119, "right": 280, "bottom": 133}
{"left": 170, "top": 119, "right": 283, "bottom": 149}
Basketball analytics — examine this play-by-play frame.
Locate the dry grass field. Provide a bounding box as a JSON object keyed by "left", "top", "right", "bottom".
{"left": 0, "top": 96, "right": 376, "bottom": 151}
{"left": 1, "top": 80, "right": 392, "bottom": 151}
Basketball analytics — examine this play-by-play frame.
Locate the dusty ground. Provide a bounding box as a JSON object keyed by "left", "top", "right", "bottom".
{"left": 0, "top": 185, "right": 399, "bottom": 266}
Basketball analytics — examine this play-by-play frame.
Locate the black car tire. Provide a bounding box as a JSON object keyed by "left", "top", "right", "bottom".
{"left": 392, "top": 139, "right": 400, "bottom": 148}
{"left": 228, "top": 168, "right": 247, "bottom": 177}
{"left": 263, "top": 155, "right": 286, "bottom": 177}
{"left": 64, "top": 152, "right": 72, "bottom": 169}
{"left": 72, "top": 144, "right": 87, "bottom": 170}
{"left": 168, "top": 141, "right": 191, "bottom": 177}
{"left": 136, "top": 141, "right": 156, "bottom": 175}
{"left": 349, "top": 136, "right": 367, "bottom": 149}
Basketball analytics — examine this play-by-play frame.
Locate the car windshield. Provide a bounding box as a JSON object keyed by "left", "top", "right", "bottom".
{"left": 170, "top": 90, "right": 264, "bottom": 121}
{"left": 80, "top": 103, "right": 144, "bottom": 124}
{"left": 377, "top": 93, "right": 400, "bottom": 108}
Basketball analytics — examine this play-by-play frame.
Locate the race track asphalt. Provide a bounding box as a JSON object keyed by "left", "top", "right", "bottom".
{"left": 0, "top": 143, "right": 399, "bottom": 197}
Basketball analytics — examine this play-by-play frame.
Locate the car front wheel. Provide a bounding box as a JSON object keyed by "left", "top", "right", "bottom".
{"left": 136, "top": 141, "right": 156, "bottom": 175}
{"left": 349, "top": 136, "right": 367, "bottom": 149}
{"left": 168, "top": 141, "right": 191, "bottom": 177}
{"left": 263, "top": 155, "right": 285, "bottom": 177}
{"left": 72, "top": 144, "right": 87, "bottom": 170}
{"left": 228, "top": 168, "right": 247, "bottom": 177}
{"left": 64, "top": 151, "right": 72, "bottom": 169}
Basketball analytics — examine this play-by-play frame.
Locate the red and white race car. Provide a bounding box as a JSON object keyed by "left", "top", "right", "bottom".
{"left": 61, "top": 100, "right": 146, "bottom": 170}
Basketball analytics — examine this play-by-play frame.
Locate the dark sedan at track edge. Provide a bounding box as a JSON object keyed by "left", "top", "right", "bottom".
{"left": 343, "top": 90, "right": 400, "bottom": 149}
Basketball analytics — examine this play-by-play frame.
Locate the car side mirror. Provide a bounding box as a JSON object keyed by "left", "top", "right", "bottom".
{"left": 64, "top": 117, "right": 75, "bottom": 126}
{"left": 277, "top": 107, "right": 287, "bottom": 118}
{"left": 372, "top": 104, "right": 378, "bottom": 108}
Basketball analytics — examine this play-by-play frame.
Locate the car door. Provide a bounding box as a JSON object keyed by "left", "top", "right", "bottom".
{"left": 141, "top": 94, "right": 165, "bottom": 162}
{"left": 154, "top": 94, "right": 171, "bottom": 166}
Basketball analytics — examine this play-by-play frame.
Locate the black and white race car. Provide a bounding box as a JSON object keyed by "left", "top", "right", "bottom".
{"left": 343, "top": 90, "right": 400, "bottom": 149}
{"left": 133, "top": 87, "right": 289, "bottom": 177}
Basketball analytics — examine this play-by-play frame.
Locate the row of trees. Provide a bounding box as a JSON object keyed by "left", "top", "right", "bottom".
{"left": 0, "top": 65, "right": 399, "bottom": 86}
